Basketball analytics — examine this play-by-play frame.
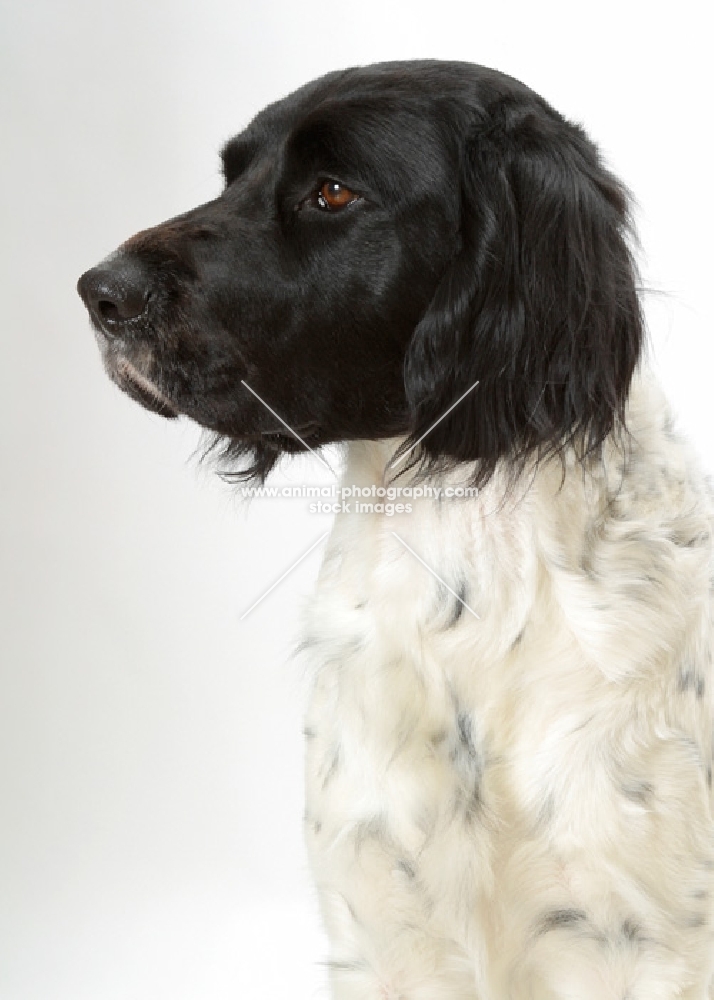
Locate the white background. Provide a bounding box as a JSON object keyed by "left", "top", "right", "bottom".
{"left": 1, "top": 1, "right": 712, "bottom": 997}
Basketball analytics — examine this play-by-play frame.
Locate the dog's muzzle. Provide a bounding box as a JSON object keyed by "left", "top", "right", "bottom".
{"left": 77, "top": 256, "right": 179, "bottom": 418}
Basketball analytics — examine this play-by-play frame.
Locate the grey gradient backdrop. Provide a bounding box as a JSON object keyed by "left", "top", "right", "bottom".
{"left": 1, "top": 1, "right": 712, "bottom": 997}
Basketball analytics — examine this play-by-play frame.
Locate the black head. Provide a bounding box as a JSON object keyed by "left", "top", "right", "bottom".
{"left": 77, "top": 60, "right": 643, "bottom": 482}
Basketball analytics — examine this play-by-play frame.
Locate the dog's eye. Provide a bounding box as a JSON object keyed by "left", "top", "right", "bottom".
{"left": 316, "top": 181, "right": 359, "bottom": 211}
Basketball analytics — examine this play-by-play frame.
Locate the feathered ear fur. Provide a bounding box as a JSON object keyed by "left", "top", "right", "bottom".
{"left": 401, "top": 94, "right": 644, "bottom": 486}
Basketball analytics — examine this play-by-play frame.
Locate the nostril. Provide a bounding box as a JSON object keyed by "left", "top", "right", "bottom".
{"left": 98, "top": 299, "right": 122, "bottom": 322}
{"left": 98, "top": 285, "right": 148, "bottom": 322}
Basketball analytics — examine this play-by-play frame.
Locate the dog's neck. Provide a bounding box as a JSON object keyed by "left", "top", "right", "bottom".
{"left": 341, "top": 367, "right": 656, "bottom": 502}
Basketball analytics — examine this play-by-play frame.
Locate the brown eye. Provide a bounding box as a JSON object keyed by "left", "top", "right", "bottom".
{"left": 317, "top": 180, "right": 358, "bottom": 211}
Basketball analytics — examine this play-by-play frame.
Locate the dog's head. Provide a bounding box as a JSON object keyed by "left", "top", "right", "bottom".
{"left": 77, "top": 60, "right": 643, "bottom": 483}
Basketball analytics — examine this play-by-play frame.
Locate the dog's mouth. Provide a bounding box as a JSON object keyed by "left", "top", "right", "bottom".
{"left": 258, "top": 422, "right": 321, "bottom": 449}
{"left": 100, "top": 341, "right": 323, "bottom": 444}
{"left": 106, "top": 353, "right": 180, "bottom": 419}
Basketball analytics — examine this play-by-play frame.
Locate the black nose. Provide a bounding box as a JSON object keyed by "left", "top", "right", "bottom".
{"left": 77, "top": 257, "right": 150, "bottom": 330}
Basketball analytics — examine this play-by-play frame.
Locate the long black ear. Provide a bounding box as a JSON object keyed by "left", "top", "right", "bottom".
{"left": 401, "top": 95, "right": 644, "bottom": 486}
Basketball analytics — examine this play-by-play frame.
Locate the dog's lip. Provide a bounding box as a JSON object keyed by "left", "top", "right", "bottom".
{"left": 110, "top": 356, "right": 180, "bottom": 418}
{"left": 260, "top": 421, "right": 319, "bottom": 438}
{"left": 257, "top": 422, "right": 321, "bottom": 452}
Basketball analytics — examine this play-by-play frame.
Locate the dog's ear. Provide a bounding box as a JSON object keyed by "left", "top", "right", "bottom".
{"left": 401, "top": 97, "right": 643, "bottom": 485}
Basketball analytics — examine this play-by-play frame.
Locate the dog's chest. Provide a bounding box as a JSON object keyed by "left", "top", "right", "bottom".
{"left": 300, "top": 485, "right": 607, "bottom": 943}
{"left": 297, "top": 404, "right": 714, "bottom": 994}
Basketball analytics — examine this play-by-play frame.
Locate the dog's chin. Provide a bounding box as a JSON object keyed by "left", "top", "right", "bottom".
{"left": 106, "top": 354, "right": 180, "bottom": 419}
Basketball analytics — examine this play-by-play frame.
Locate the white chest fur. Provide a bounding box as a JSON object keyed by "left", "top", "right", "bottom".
{"left": 301, "top": 377, "right": 714, "bottom": 1000}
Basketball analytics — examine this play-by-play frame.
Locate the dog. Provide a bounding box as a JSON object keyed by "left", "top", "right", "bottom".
{"left": 78, "top": 60, "right": 714, "bottom": 999}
